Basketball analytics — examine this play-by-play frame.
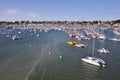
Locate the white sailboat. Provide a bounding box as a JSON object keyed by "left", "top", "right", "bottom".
{"left": 81, "top": 39, "right": 106, "bottom": 67}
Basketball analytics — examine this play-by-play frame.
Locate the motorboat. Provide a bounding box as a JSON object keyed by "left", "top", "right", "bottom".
{"left": 81, "top": 56, "right": 105, "bottom": 67}
{"left": 67, "top": 41, "right": 77, "bottom": 45}
{"left": 12, "top": 35, "right": 21, "bottom": 40}
{"left": 18, "top": 31, "right": 21, "bottom": 34}
{"left": 113, "top": 30, "right": 120, "bottom": 36}
{"left": 97, "top": 48, "right": 110, "bottom": 54}
{"left": 97, "top": 34, "right": 106, "bottom": 40}
{"left": 109, "top": 38, "right": 120, "bottom": 41}
{"left": 74, "top": 44, "right": 86, "bottom": 48}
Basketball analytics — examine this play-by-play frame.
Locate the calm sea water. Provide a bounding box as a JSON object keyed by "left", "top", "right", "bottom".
{"left": 0, "top": 27, "right": 120, "bottom": 80}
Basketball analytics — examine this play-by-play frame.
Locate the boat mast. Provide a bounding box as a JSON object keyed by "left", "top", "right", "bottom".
{"left": 92, "top": 39, "right": 95, "bottom": 57}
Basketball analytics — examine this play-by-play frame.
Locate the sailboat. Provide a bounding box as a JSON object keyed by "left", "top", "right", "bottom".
{"left": 81, "top": 39, "right": 106, "bottom": 67}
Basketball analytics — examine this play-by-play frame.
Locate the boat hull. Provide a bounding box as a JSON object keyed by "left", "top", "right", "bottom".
{"left": 81, "top": 57, "right": 105, "bottom": 67}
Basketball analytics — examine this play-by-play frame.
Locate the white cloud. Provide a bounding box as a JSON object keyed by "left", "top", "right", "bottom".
{"left": 6, "top": 9, "right": 18, "bottom": 15}
{"left": 27, "top": 13, "right": 40, "bottom": 21}
{"left": 0, "top": 9, "right": 41, "bottom": 21}
{"left": 28, "top": 13, "right": 38, "bottom": 18}
{"left": 0, "top": 9, "right": 19, "bottom": 21}
{"left": 0, "top": 9, "right": 18, "bottom": 16}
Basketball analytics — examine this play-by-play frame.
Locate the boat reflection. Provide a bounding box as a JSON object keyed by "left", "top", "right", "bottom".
{"left": 82, "top": 61, "right": 99, "bottom": 72}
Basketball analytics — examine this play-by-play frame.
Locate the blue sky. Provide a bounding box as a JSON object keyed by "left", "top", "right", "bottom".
{"left": 0, "top": 0, "right": 120, "bottom": 21}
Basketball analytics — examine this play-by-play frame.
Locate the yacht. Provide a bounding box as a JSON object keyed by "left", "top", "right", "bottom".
{"left": 81, "top": 56, "right": 105, "bottom": 67}
{"left": 81, "top": 39, "right": 106, "bottom": 67}
{"left": 109, "top": 38, "right": 120, "bottom": 41}
{"left": 74, "top": 44, "right": 86, "bottom": 48}
{"left": 113, "top": 30, "right": 120, "bottom": 36}
{"left": 98, "top": 34, "right": 106, "bottom": 40}
{"left": 12, "top": 35, "right": 21, "bottom": 40}
{"left": 97, "top": 48, "right": 110, "bottom": 54}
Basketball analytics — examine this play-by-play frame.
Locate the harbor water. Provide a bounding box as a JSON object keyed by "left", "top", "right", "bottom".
{"left": 0, "top": 27, "right": 120, "bottom": 80}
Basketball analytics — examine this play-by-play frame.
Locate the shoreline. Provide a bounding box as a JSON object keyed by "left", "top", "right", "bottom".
{"left": 0, "top": 20, "right": 120, "bottom": 41}
{"left": 0, "top": 20, "right": 120, "bottom": 29}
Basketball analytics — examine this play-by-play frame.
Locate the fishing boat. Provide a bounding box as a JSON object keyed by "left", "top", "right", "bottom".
{"left": 97, "top": 48, "right": 110, "bottom": 54}
{"left": 67, "top": 41, "right": 77, "bottom": 45}
{"left": 81, "top": 39, "right": 106, "bottom": 67}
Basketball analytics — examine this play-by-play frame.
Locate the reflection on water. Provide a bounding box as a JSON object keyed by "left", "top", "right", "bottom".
{"left": 82, "top": 62, "right": 99, "bottom": 72}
